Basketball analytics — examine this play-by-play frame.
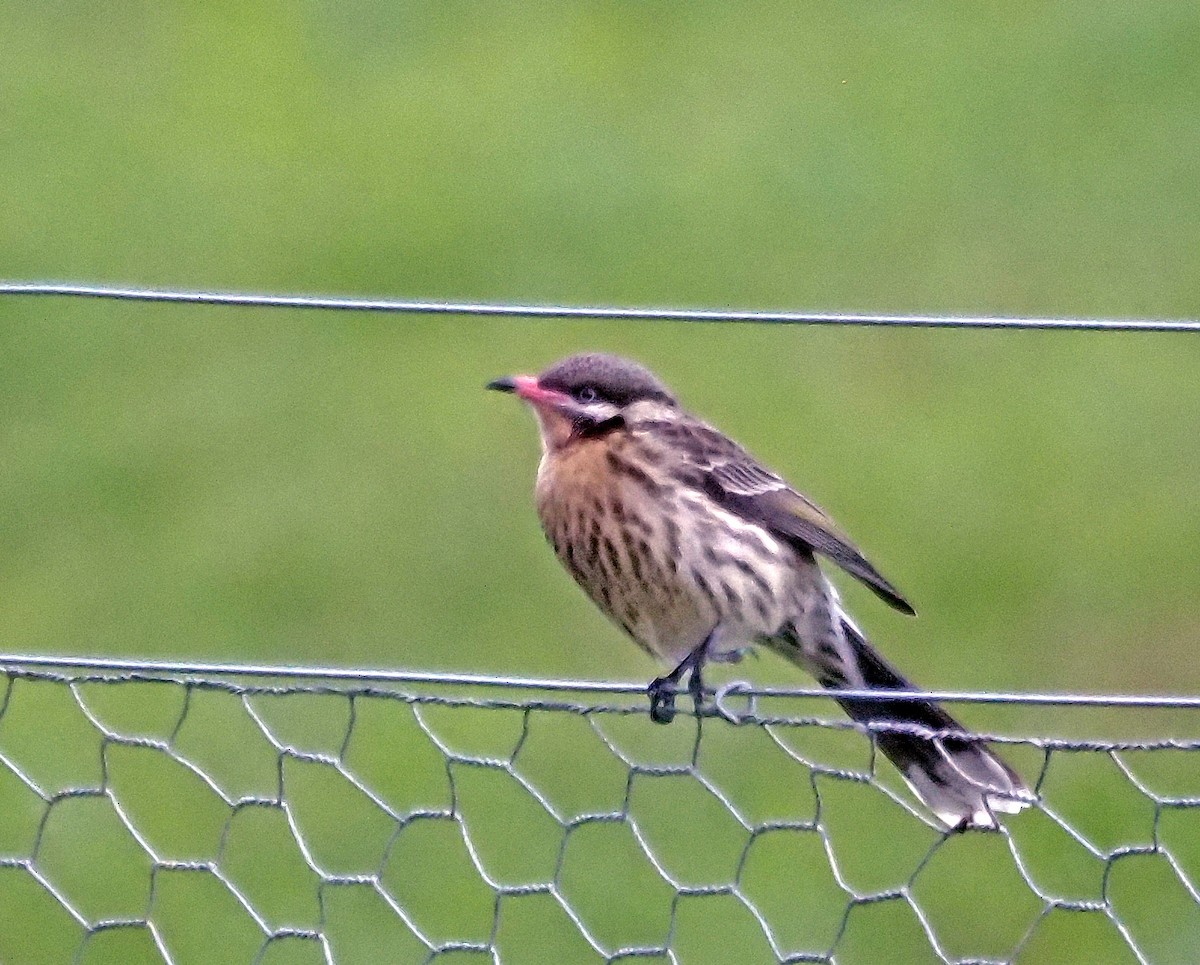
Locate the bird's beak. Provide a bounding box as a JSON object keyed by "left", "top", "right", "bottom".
{"left": 486, "top": 374, "right": 571, "bottom": 410}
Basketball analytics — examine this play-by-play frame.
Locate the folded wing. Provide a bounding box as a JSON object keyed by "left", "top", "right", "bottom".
{"left": 674, "top": 420, "right": 916, "bottom": 615}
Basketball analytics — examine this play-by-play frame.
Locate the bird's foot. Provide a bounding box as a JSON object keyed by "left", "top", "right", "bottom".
{"left": 648, "top": 656, "right": 710, "bottom": 725}
{"left": 647, "top": 676, "right": 679, "bottom": 724}
{"left": 648, "top": 630, "right": 720, "bottom": 725}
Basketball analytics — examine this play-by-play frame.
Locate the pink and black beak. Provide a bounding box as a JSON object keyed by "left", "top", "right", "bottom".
{"left": 486, "top": 375, "right": 572, "bottom": 410}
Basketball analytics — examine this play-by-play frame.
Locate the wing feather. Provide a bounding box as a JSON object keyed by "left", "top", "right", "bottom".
{"left": 665, "top": 419, "right": 916, "bottom": 615}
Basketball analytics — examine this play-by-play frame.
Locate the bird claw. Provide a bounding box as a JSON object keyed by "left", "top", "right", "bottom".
{"left": 647, "top": 630, "right": 721, "bottom": 724}
{"left": 648, "top": 662, "right": 708, "bottom": 725}
{"left": 647, "top": 677, "right": 678, "bottom": 724}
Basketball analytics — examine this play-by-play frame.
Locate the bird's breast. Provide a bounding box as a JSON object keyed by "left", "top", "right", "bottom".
{"left": 535, "top": 436, "right": 797, "bottom": 662}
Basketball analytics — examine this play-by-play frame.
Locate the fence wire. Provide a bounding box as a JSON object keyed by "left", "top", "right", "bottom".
{"left": 2, "top": 660, "right": 1199, "bottom": 965}
{"left": 3, "top": 282, "right": 1200, "bottom": 332}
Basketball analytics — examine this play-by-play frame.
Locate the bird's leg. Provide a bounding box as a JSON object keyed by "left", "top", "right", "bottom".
{"left": 647, "top": 660, "right": 688, "bottom": 725}
{"left": 648, "top": 630, "right": 717, "bottom": 725}
{"left": 686, "top": 649, "right": 707, "bottom": 711}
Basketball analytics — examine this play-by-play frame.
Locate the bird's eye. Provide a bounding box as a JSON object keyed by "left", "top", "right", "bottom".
{"left": 576, "top": 386, "right": 598, "bottom": 403}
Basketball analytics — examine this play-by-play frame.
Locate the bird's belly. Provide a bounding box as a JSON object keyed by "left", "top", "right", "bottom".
{"left": 537, "top": 461, "right": 796, "bottom": 664}
{"left": 668, "top": 490, "right": 798, "bottom": 652}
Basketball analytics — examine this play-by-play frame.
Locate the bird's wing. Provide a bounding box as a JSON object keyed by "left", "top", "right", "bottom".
{"left": 672, "top": 420, "right": 916, "bottom": 615}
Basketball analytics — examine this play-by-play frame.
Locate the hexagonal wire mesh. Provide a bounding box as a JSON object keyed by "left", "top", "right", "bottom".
{"left": 2, "top": 658, "right": 1200, "bottom": 965}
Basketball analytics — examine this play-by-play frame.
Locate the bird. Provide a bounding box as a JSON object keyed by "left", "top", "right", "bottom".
{"left": 487, "top": 352, "right": 1031, "bottom": 830}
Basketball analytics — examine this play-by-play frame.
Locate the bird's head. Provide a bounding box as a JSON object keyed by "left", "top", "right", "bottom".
{"left": 488, "top": 353, "right": 678, "bottom": 450}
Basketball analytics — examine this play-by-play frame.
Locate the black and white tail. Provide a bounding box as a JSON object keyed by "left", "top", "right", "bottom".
{"left": 778, "top": 614, "right": 1032, "bottom": 830}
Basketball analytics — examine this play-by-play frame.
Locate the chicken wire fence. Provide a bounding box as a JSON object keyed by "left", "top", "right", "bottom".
{"left": 3, "top": 659, "right": 1200, "bottom": 965}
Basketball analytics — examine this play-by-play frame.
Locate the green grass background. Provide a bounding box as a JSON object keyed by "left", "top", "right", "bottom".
{"left": 2, "top": 1, "right": 1200, "bottom": 962}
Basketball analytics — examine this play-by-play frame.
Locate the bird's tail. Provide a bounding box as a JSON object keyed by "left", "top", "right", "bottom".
{"left": 776, "top": 618, "right": 1032, "bottom": 830}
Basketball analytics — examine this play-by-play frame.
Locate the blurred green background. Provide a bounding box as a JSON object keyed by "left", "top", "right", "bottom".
{"left": 2, "top": 1, "right": 1200, "bottom": 962}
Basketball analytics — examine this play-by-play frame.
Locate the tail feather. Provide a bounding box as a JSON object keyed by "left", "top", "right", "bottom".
{"left": 781, "top": 616, "right": 1032, "bottom": 830}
